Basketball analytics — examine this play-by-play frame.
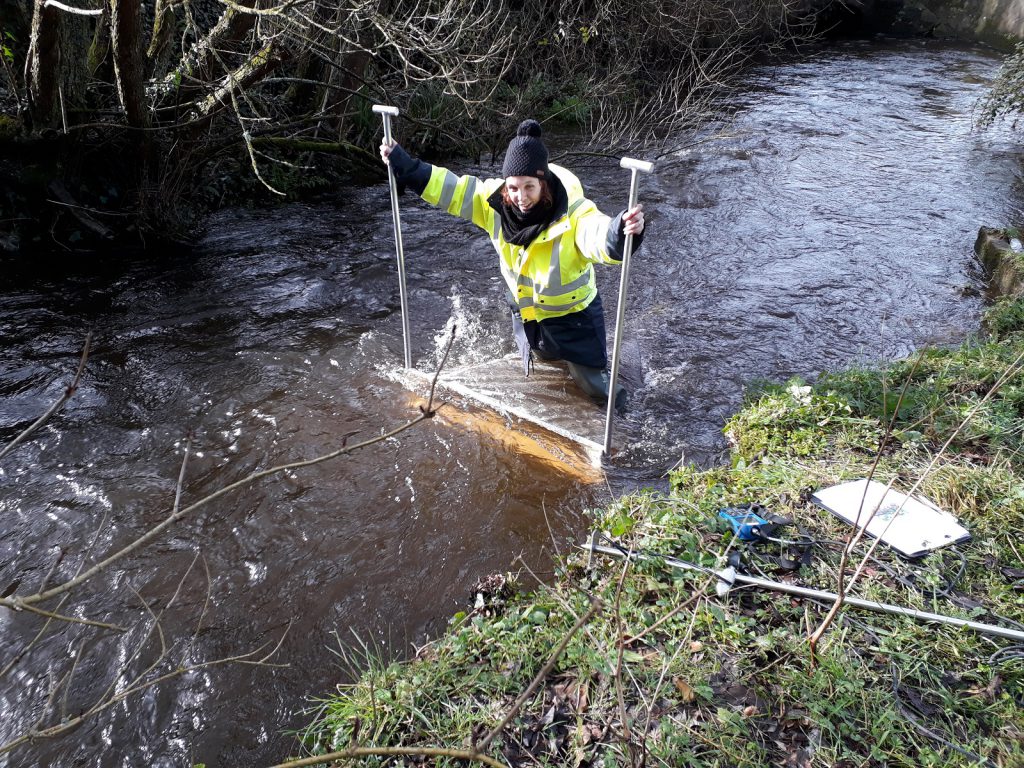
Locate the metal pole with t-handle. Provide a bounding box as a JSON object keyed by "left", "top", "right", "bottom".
{"left": 603, "top": 157, "right": 654, "bottom": 456}
{"left": 373, "top": 104, "right": 413, "bottom": 369}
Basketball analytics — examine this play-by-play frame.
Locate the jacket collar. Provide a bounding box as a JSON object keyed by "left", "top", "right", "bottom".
{"left": 488, "top": 173, "right": 569, "bottom": 246}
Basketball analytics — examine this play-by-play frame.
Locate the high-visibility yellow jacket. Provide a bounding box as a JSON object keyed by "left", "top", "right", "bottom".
{"left": 420, "top": 163, "right": 621, "bottom": 323}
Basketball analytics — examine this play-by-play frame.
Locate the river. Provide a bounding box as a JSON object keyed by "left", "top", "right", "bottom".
{"left": 1, "top": 38, "right": 1020, "bottom": 767}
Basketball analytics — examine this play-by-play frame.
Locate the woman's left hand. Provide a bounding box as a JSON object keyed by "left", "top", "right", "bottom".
{"left": 623, "top": 204, "right": 645, "bottom": 236}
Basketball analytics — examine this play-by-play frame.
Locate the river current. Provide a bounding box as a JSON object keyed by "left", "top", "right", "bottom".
{"left": 1, "top": 38, "right": 1021, "bottom": 766}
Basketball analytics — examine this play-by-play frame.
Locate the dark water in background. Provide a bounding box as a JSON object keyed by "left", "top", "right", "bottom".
{"left": 1, "top": 38, "right": 1021, "bottom": 766}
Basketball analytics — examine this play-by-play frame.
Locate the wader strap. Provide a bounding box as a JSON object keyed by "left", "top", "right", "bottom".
{"left": 510, "top": 308, "right": 532, "bottom": 376}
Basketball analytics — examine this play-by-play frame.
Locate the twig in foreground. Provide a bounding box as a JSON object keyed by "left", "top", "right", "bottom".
{"left": 477, "top": 597, "right": 603, "bottom": 752}
{"left": 0, "top": 333, "right": 92, "bottom": 463}
{"left": 2, "top": 325, "right": 457, "bottom": 611}
{"left": 268, "top": 746, "right": 507, "bottom": 768}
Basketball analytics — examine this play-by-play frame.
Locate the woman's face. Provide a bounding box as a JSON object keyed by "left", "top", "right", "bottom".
{"left": 505, "top": 176, "right": 543, "bottom": 212}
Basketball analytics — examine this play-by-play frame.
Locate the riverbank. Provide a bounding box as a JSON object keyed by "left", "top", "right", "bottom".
{"left": 290, "top": 236, "right": 1024, "bottom": 767}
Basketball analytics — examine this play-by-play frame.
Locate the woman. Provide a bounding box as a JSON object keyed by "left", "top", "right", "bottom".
{"left": 380, "top": 119, "right": 645, "bottom": 409}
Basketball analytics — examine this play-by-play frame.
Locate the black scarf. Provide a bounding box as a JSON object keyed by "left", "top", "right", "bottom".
{"left": 488, "top": 174, "right": 569, "bottom": 247}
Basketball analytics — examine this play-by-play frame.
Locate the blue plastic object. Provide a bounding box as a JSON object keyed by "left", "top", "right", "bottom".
{"left": 718, "top": 507, "right": 770, "bottom": 542}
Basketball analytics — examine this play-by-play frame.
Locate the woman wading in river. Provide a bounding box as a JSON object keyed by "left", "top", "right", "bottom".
{"left": 380, "top": 119, "right": 645, "bottom": 409}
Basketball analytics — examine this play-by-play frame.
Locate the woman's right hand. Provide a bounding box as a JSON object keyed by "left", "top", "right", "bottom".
{"left": 380, "top": 139, "right": 396, "bottom": 165}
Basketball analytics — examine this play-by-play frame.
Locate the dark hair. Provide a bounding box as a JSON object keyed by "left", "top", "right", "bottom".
{"left": 501, "top": 178, "right": 553, "bottom": 209}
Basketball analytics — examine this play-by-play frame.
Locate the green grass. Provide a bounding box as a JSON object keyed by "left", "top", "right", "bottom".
{"left": 293, "top": 303, "right": 1024, "bottom": 768}
{"left": 985, "top": 294, "right": 1024, "bottom": 342}
{"left": 726, "top": 312, "right": 1024, "bottom": 471}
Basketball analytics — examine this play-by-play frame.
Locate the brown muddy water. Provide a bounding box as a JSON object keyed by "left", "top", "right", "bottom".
{"left": 2, "top": 38, "right": 1022, "bottom": 766}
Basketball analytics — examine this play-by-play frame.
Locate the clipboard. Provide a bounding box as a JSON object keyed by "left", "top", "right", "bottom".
{"left": 811, "top": 479, "right": 970, "bottom": 558}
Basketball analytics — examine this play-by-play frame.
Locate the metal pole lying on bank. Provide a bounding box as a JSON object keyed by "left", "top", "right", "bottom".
{"left": 583, "top": 542, "right": 1024, "bottom": 643}
{"left": 373, "top": 104, "right": 413, "bottom": 369}
{"left": 604, "top": 157, "right": 654, "bottom": 455}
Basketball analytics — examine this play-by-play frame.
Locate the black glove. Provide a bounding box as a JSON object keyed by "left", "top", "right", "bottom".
{"left": 386, "top": 143, "right": 432, "bottom": 195}
{"left": 387, "top": 143, "right": 418, "bottom": 177}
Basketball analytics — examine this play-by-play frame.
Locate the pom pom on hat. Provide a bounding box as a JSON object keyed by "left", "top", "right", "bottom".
{"left": 517, "top": 119, "right": 543, "bottom": 138}
{"left": 502, "top": 118, "right": 549, "bottom": 179}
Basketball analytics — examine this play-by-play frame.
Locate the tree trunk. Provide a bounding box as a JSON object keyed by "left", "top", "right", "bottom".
{"left": 146, "top": 0, "right": 181, "bottom": 78}
{"left": 87, "top": 6, "right": 111, "bottom": 79}
{"left": 191, "top": 42, "right": 290, "bottom": 122}
{"left": 109, "top": 0, "right": 148, "bottom": 129}
{"left": 283, "top": 50, "right": 319, "bottom": 114}
{"left": 25, "top": 0, "right": 61, "bottom": 129}
{"left": 331, "top": 49, "right": 370, "bottom": 141}
{"left": 164, "top": 4, "right": 255, "bottom": 93}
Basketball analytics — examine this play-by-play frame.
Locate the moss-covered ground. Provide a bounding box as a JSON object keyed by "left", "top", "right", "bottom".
{"left": 288, "top": 293, "right": 1024, "bottom": 768}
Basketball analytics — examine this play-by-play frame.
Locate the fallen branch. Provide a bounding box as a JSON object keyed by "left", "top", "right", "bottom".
{"left": 268, "top": 746, "right": 507, "bottom": 768}
{"left": 47, "top": 182, "right": 115, "bottom": 238}
{"left": 192, "top": 42, "right": 291, "bottom": 122}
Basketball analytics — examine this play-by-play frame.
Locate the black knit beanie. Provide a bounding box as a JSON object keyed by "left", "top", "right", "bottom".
{"left": 502, "top": 119, "right": 549, "bottom": 179}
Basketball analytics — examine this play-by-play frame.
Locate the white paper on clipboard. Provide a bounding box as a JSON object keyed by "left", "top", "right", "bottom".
{"left": 810, "top": 479, "right": 970, "bottom": 558}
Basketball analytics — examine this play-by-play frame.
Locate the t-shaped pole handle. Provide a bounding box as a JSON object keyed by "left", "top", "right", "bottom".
{"left": 620, "top": 158, "right": 654, "bottom": 174}
{"left": 373, "top": 105, "right": 400, "bottom": 142}
{"left": 373, "top": 104, "right": 412, "bottom": 368}
{"left": 604, "top": 156, "right": 655, "bottom": 456}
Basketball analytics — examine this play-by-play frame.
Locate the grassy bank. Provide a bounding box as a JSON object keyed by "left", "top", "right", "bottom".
{"left": 289, "top": 271, "right": 1024, "bottom": 767}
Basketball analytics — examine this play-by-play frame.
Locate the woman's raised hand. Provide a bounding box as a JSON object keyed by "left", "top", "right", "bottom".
{"left": 380, "top": 139, "right": 396, "bottom": 165}
{"left": 623, "top": 204, "right": 645, "bottom": 236}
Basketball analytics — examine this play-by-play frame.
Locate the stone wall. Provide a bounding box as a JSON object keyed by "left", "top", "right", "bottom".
{"left": 976, "top": 227, "right": 1024, "bottom": 299}
{"left": 819, "top": 0, "right": 1023, "bottom": 47}
{"left": 906, "top": 0, "right": 1023, "bottom": 47}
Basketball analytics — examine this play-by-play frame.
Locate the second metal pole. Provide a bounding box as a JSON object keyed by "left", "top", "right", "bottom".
{"left": 604, "top": 157, "right": 654, "bottom": 455}
{"left": 373, "top": 104, "right": 413, "bottom": 369}
{"left": 584, "top": 543, "right": 1024, "bottom": 643}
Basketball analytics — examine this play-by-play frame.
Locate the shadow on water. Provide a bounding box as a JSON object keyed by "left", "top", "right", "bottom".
{"left": 1, "top": 38, "right": 1022, "bottom": 766}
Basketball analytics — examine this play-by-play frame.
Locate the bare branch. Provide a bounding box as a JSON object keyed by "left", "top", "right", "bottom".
{"left": 476, "top": 597, "right": 603, "bottom": 752}
{"left": 173, "top": 435, "right": 191, "bottom": 515}
{"left": 3, "top": 414, "right": 427, "bottom": 611}
{"left": 0, "top": 621, "right": 292, "bottom": 755}
{"left": 0, "top": 333, "right": 93, "bottom": 463}
{"left": 8, "top": 602, "right": 124, "bottom": 631}
{"left": 42, "top": 0, "right": 103, "bottom": 16}
{"left": 269, "top": 746, "right": 508, "bottom": 768}
{"left": 809, "top": 347, "right": 1024, "bottom": 652}
{"left": 3, "top": 326, "right": 456, "bottom": 611}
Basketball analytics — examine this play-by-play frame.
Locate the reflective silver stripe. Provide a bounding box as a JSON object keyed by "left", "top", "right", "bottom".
{"left": 533, "top": 296, "right": 588, "bottom": 313}
{"left": 490, "top": 215, "right": 501, "bottom": 240}
{"left": 437, "top": 171, "right": 458, "bottom": 212}
{"left": 519, "top": 296, "right": 534, "bottom": 308}
{"left": 537, "top": 269, "right": 590, "bottom": 296}
{"left": 568, "top": 198, "right": 585, "bottom": 216}
{"left": 459, "top": 177, "right": 476, "bottom": 220}
{"left": 501, "top": 264, "right": 531, "bottom": 287}
{"left": 544, "top": 238, "right": 561, "bottom": 286}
